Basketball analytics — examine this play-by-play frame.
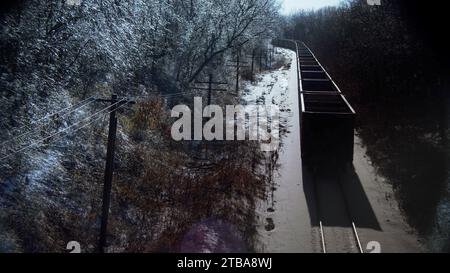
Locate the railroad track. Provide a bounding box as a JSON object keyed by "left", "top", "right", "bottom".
{"left": 310, "top": 166, "right": 364, "bottom": 253}
{"left": 272, "top": 38, "right": 362, "bottom": 253}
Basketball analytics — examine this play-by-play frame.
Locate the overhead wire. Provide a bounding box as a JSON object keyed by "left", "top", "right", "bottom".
{"left": 0, "top": 89, "right": 213, "bottom": 161}
{"left": 0, "top": 98, "right": 127, "bottom": 162}
{"left": 6, "top": 96, "right": 96, "bottom": 134}
{"left": 0, "top": 101, "right": 130, "bottom": 169}
{"left": 0, "top": 96, "right": 97, "bottom": 149}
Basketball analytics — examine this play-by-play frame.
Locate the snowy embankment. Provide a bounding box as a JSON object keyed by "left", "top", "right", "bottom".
{"left": 242, "top": 48, "right": 313, "bottom": 253}
{"left": 175, "top": 48, "right": 303, "bottom": 253}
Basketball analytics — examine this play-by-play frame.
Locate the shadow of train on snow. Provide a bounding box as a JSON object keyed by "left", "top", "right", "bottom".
{"left": 302, "top": 163, "right": 381, "bottom": 230}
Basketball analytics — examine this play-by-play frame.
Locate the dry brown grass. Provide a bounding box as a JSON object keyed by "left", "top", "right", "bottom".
{"left": 107, "top": 98, "right": 270, "bottom": 252}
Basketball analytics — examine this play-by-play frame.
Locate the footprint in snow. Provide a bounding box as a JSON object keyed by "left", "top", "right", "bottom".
{"left": 265, "top": 218, "right": 275, "bottom": 232}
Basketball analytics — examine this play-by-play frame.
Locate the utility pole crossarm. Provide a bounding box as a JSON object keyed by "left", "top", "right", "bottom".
{"left": 190, "top": 74, "right": 229, "bottom": 105}
{"left": 94, "top": 97, "right": 136, "bottom": 105}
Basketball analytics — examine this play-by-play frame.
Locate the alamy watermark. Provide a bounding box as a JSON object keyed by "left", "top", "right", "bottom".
{"left": 66, "top": 0, "right": 81, "bottom": 6}
{"left": 367, "top": 0, "right": 381, "bottom": 6}
{"left": 171, "top": 97, "right": 280, "bottom": 152}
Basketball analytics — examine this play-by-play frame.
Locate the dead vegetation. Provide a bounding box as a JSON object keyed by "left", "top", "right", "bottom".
{"left": 104, "top": 97, "right": 271, "bottom": 252}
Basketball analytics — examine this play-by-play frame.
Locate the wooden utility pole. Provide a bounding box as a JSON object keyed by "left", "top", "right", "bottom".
{"left": 269, "top": 46, "right": 273, "bottom": 68}
{"left": 98, "top": 94, "right": 117, "bottom": 253}
{"left": 245, "top": 49, "right": 257, "bottom": 83}
{"left": 227, "top": 48, "right": 249, "bottom": 94}
{"left": 265, "top": 48, "right": 268, "bottom": 69}
{"left": 190, "top": 76, "right": 227, "bottom": 159}
{"left": 251, "top": 49, "right": 255, "bottom": 82}
{"left": 96, "top": 94, "right": 134, "bottom": 253}
{"left": 208, "top": 74, "right": 213, "bottom": 105}
{"left": 192, "top": 74, "right": 228, "bottom": 105}
{"left": 259, "top": 50, "right": 263, "bottom": 72}
{"left": 235, "top": 49, "right": 240, "bottom": 94}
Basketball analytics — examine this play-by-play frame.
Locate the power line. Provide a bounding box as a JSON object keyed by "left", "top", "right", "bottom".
{"left": 0, "top": 98, "right": 127, "bottom": 162}
{"left": 2, "top": 112, "right": 105, "bottom": 169}
{"left": 30, "top": 96, "right": 96, "bottom": 125}
{"left": 131, "top": 89, "right": 204, "bottom": 100}
{"left": 0, "top": 96, "right": 97, "bottom": 149}
{"left": 0, "top": 97, "right": 13, "bottom": 104}
{"left": 0, "top": 89, "right": 212, "bottom": 163}
{"left": 1, "top": 86, "right": 24, "bottom": 97}
{"left": 132, "top": 93, "right": 185, "bottom": 100}
{"left": 1, "top": 96, "right": 96, "bottom": 139}
{"left": 0, "top": 101, "right": 129, "bottom": 169}
{"left": 36, "top": 96, "right": 95, "bottom": 127}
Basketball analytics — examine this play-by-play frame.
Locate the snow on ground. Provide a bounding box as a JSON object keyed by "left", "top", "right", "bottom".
{"left": 242, "top": 48, "right": 314, "bottom": 252}
{"left": 242, "top": 61, "right": 290, "bottom": 110}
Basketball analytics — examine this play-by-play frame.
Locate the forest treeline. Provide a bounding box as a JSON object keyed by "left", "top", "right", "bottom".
{"left": 282, "top": 0, "right": 449, "bottom": 252}
{"left": 0, "top": 0, "right": 278, "bottom": 102}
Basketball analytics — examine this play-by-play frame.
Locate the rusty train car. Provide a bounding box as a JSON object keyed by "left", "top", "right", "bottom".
{"left": 272, "top": 39, "right": 356, "bottom": 165}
